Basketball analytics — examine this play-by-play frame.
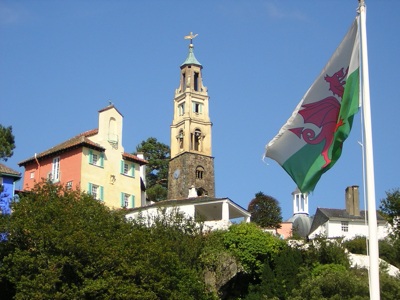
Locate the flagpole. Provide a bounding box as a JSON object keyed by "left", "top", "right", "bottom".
{"left": 359, "top": 1, "right": 380, "bottom": 299}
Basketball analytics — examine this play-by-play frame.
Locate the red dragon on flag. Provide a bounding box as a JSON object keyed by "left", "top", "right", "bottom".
{"left": 289, "top": 67, "right": 349, "bottom": 168}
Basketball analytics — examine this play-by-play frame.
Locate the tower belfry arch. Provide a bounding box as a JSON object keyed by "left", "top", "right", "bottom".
{"left": 168, "top": 32, "right": 215, "bottom": 199}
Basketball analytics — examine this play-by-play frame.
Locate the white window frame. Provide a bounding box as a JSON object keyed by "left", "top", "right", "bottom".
{"left": 341, "top": 221, "right": 349, "bottom": 232}
{"left": 52, "top": 157, "right": 60, "bottom": 182}
{"left": 66, "top": 181, "right": 73, "bottom": 190}
{"left": 123, "top": 163, "right": 129, "bottom": 175}
{"left": 121, "top": 161, "right": 135, "bottom": 177}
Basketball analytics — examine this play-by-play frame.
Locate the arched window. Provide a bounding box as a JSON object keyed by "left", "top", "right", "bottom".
{"left": 191, "top": 129, "right": 202, "bottom": 151}
{"left": 178, "top": 130, "right": 184, "bottom": 149}
{"left": 108, "top": 117, "right": 118, "bottom": 143}
{"left": 196, "top": 166, "right": 204, "bottom": 179}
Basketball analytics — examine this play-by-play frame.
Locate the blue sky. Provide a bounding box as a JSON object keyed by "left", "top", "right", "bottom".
{"left": 1, "top": 0, "right": 399, "bottom": 220}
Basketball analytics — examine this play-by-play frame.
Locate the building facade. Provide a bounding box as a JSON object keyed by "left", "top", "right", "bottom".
{"left": 0, "top": 163, "right": 21, "bottom": 216}
{"left": 18, "top": 104, "right": 147, "bottom": 209}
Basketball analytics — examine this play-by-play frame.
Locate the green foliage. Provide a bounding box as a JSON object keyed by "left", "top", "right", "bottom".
{"left": 0, "top": 182, "right": 213, "bottom": 299}
{"left": 0, "top": 124, "right": 15, "bottom": 161}
{"left": 380, "top": 272, "right": 400, "bottom": 300}
{"left": 343, "top": 236, "right": 368, "bottom": 255}
{"left": 288, "top": 264, "right": 369, "bottom": 300}
{"left": 248, "top": 192, "right": 282, "bottom": 229}
{"left": 380, "top": 188, "right": 400, "bottom": 238}
{"left": 246, "top": 245, "right": 303, "bottom": 300}
{"left": 146, "top": 183, "right": 168, "bottom": 202}
{"left": 305, "top": 238, "right": 350, "bottom": 268}
{"left": 221, "top": 222, "right": 284, "bottom": 274}
{"left": 135, "top": 137, "right": 170, "bottom": 202}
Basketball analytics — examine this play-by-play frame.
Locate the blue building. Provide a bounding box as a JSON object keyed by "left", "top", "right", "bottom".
{"left": 0, "top": 163, "right": 21, "bottom": 241}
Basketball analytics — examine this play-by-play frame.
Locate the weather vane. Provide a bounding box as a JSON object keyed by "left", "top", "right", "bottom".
{"left": 184, "top": 32, "right": 198, "bottom": 45}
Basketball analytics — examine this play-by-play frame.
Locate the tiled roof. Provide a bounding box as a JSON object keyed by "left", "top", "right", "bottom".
{"left": 318, "top": 208, "right": 385, "bottom": 221}
{"left": 0, "top": 163, "right": 21, "bottom": 178}
{"left": 18, "top": 129, "right": 104, "bottom": 166}
{"left": 122, "top": 152, "right": 148, "bottom": 165}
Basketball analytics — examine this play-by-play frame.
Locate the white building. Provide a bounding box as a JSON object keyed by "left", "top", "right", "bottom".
{"left": 308, "top": 186, "right": 389, "bottom": 240}
{"left": 125, "top": 196, "right": 250, "bottom": 231}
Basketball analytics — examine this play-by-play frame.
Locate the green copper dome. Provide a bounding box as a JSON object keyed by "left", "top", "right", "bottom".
{"left": 181, "top": 44, "right": 202, "bottom": 67}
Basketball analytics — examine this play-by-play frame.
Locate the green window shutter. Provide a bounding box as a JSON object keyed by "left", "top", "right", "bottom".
{"left": 131, "top": 195, "right": 135, "bottom": 208}
{"left": 120, "top": 160, "right": 124, "bottom": 174}
{"left": 130, "top": 164, "right": 135, "bottom": 177}
{"left": 120, "top": 192, "right": 124, "bottom": 208}
{"left": 100, "top": 186, "right": 104, "bottom": 201}
{"left": 89, "top": 150, "right": 93, "bottom": 164}
{"left": 88, "top": 183, "right": 92, "bottom": 195}
{"left": 100, "top": 153, "right": 104, "bottom": 168}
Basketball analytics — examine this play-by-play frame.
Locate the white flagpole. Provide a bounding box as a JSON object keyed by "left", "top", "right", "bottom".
{"left": 359, "top": 1, "right": 380, "bottom": 299}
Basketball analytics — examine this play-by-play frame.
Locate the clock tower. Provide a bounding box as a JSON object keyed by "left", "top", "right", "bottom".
{"left": 168, "top": 33, "right": 215, "bottom": 199}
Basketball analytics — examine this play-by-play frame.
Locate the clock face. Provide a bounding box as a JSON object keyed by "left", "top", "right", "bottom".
{"left": 173, "top": 169, "right": 180, "bottom": 179}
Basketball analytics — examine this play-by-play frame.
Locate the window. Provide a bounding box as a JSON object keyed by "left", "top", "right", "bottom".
{"left": 92, "top": 153, "right": 98, "bottom": 165}
{"left": 196, "top": 166, "right": 204, "bottom": 179}
{"left": 182, "top": 73, "right": 186, "bottom": 90}
{"left": 191, "top": 129, "right": 202, "bottom": 151}
{"left": 178, "top": 103, "right": 185, "bottom": 116}
{"left": 66, "top": 181, "right": 73, "bottom": 190}
{"left": 193, "top": 102, "right": 202, "bottom": 114}
{"left": 89, "top": 150, "right": 104, "bottom": 167}
{"left": 88, "top": 183, "right": 104, "bottom": 201}
{"left": 194, "top": 72, "right": 199, "bottom": 91}
{"left": 178, "top": 130, "right": 184, "bottom": 149}
{"left": 341, "top": 221, "right": 349, "bottom": 232}
{"left": 52, "top": 157, "right": 60, "bottom": 182}
{"left": 121, "top": 161, "right": 135, "bottom": 177}
{"left": 30, "top": 172, "right": 35, "bottom": 179}
{"left": 121, "top": 192, "right": 135, "bottom": 208}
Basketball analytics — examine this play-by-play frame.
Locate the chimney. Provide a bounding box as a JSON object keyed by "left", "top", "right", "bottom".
{"left": 345, "top": 186, "right": 360, "bottom": 216}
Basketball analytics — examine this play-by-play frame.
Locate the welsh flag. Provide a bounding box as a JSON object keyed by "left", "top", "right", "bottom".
{"left": 265, "top": 17, "right": 360, "bottom": 193}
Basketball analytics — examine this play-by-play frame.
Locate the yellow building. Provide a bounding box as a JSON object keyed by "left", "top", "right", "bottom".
{"left": 19, "top": 104, "right": 147, "bottom": 209}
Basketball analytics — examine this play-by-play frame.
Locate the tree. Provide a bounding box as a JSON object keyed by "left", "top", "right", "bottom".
{"left": 380, "top": 188, "right": 400, "bottom": 238}
{"left": 248, "top": 192, "right": 282, "bottom": 229}
{"left": 0, "top": 182, "right": 213, "bottom": 299}
{"left": 135, "top": 137, "right": 170, "bottom": 202}
{"left": 0, "top": 125, "right": 15, "bottom": 161}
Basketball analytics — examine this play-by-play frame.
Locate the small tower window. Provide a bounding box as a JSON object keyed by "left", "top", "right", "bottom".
{"left": 194, "top": 72, "right": 199, "bottom": 91}
{"left": 196, "top": 166, "right": 204, "bottom": 179}
{"left": 178, "top": 130, "right": 184, "bottom": 149}
{"left": 182, "top": 73, "right": 186, "bottom": 90}
{"left": 178, "top": 103, "right": 185, "bottom": 116}
{"left": 193, "top": 102, "right": 202, "bottom": 114}
{"left": 192, "top": 129, "right": 202, "bottom": 151}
